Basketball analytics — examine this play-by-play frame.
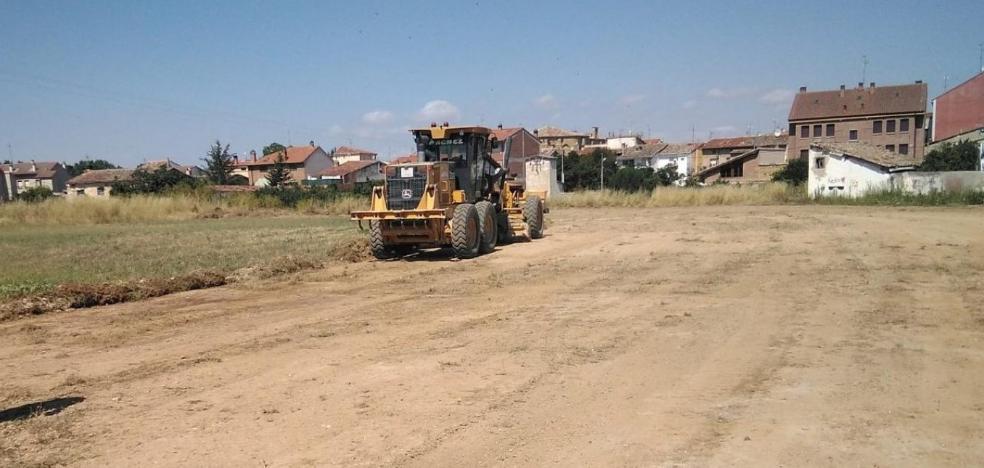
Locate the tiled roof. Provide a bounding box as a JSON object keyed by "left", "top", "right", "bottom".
{"left": 702, "top": 134, "right": 787, "bottom": 150}
{"left": 246, "top": 146, "right": 321, "bottom": 166}
{"left": 537, "top": 126, "right": 586, "bottom": 138}
{"left": 814, "top": 142, "right": 918, "bottom": 169}
{"left": 334, "top": 145, "right": 376, "bottom": 155}
{"left": 658, "top": 143, "right": 699, "bottom": 155}
{"left": 390, "top": 154, "right": 418, "bottom": 164}
{"left": 789, "top": 83, "right": 928, "bottom": 121}
{"left": 67, "top": 169, "right": 135, "bottom": 186}
{"left": 1, "top": 161, "right": 63, "bottom": 178}
{"left": 617, "top": 143, "right": 666, "bottom": 160}
{"left": 695, "top": 149, "right": 760, "bottom": 177}
{"left": 492, "top": 127, "right": 522, "bottom": 140}
{"left": 317, "top": 160, "right": 381, "bottom": 177}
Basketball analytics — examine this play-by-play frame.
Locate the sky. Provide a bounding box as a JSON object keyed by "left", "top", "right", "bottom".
{"left": 1, "top": 0, "right": 982, "bottom": 166}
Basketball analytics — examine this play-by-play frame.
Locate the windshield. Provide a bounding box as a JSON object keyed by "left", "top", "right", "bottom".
{"left": 418, "top": 137, "right": 467, "bottom": 162}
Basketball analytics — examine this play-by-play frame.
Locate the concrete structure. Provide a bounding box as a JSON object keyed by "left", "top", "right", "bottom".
{"left": 696, "top": 134, "right": 786, "bottom": 171}
{"left": 332, "top": 146, "right": 377, "bottom": 166}
{"left": 536, "top": 126, "right": 603, "bottom": 154}
{"left": 789, "top": 82, "right": 928, "bottom": 162}
{"left": 606, "top": 135, "right": 645, "bottom": 152}
{"left": 523, "top": 154, "right": 562, "bottom": 199}
{"left": 696, "top": 148, "right": 787, "bottom": 185}
{"left": 808, "top": 142, "right": 917, "bottom": 198}
{"left": 0, "top": 161, "right": 69, "bottom": 199}
{"left": 932, "top": 71, "right": 984, "bottom": 144}
{"left": 65, "top": 169, "right": 135, "bottom": 197}
{"left": 309, "top": 160, "right": 384, "bottom": 189}
{"left": 492, "top": 126, "right": 540, "bottom": 181}
{"left": 243, "top": 144, "right": 333, "bottom": 186}
{"left": 891, "top": 171, "right": 984, "bottom": 195}
{"left": 617, "top": 143, "right": 699, "bottom": 180}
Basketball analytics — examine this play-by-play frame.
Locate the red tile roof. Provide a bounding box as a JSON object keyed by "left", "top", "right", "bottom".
{"left": 1, "top": 162, "right": 64, "bottom": 178}
{"left": 814, "top": 142, "right": 918, "bottom": 169}
{"left": 246, "top": 146, "right": 322, "bottom": 166}
{"left": 317, "top": 160, "right": 382, "bottom": 177}
{"left": 492, "top": 127, "right": 522, "bottom": 140}
{"left": 390, "top": 154, "right": 418, "bottom": 164}
{"left": 789, "top": 83, "right": 928, "bottom": 121}
{"left": 702, "top": 134, "right": 787, "bottom": 150}
{"left": 334, "top": 145, "right": 376, "bottom": 155}
{"left": 537, "top": 126, "right": 586, "bottom": 138}
{"left": 67, "top": 169, "right": 134, "bottom": 186}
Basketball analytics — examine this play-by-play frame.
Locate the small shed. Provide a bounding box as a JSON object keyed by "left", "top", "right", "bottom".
{"left": 808, "top": 142, "right": 917, "bottom": 198}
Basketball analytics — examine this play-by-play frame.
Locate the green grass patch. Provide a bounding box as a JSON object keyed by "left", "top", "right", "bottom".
{"left": 0, "top": 215, "right": 360, "bottom": 299}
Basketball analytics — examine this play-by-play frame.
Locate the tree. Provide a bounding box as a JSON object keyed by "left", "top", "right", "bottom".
{"left": 112, "top": 167, "right": 195, "bottom": 195}
{"left": 654, "top": 163, "right": 682, "bottom": 187}
{"left": 203, "top": 140, "right": 235, "bottom": 185}
{"left": 66, "top": 158, "right": 119, "bottom": 177}
{"left": 17, "top": 186, "right": 54, "bottom": 202}
{"left": 262, "top": 142, "right": 286, "bottom": 157}
{"left": 919, "top": 140, "right": 980, "bottom": 172}
{"left": 265, "top": 153, "right": 292, "bottom": 188}
{"left": 771, "top": 158, "right": 808, "bottom": 185}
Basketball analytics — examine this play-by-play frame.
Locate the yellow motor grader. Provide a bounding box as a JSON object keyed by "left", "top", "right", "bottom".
{"left": 350, "top": 124, "right": 545, "bottom": 259}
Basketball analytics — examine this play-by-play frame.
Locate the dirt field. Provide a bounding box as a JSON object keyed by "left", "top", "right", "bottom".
{"left": 2, "top": 206, "right": 984, "bottom": 467}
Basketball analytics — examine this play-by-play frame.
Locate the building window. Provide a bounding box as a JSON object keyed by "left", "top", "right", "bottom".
{"left": 826, "top": 124, "right": 835, "bottom": 137}
{"left": 886, "top": 144, "right": 895, "bottom": 153}
{"left": 76, "top": 189, "right": 84, "bottom": 196}
{"left": 800, "top": 125, "right": 809, "bottom": 138}
{"left": 97, "top": 186, "right": 105, "bottom": 195}
{"left": 899, "top": 144, "right": 909, "bottom": 155}
{"left": 886, "top": 120, "right": 896, "bottom": 133}
{"left": 813, "top": 125, "right": 822, "bottom": 138}
{"left": 849, "top": 130, "right": 858, "bottom": 141}
{"left": 873, "top": 120, "right": 882, "bottom": 133}
{"left": 915, "top": 115, "right": 924, "bottom": 128}
{"left": 815, "top": 157, "right": 826, "bottom": 169}
{"left": 899, "top": 118, "right": 909, "bottom": 132}
{"left": 800, "top": 149, "right": 809, "bottom": 159}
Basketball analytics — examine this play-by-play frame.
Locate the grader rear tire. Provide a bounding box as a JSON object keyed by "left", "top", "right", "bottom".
{"left": 451, "top": 204, "right": 480, "bottom": 259}
{"left": 475, "top": 201, "right": 498, "bottom": 254}
{"left": 368, "top": 220, "right": 392, "bottom": 260}
{"left": 523, "top": 195, "right": 544, "bottom": 239}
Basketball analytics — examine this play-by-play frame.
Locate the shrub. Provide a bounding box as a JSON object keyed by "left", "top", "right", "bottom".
{"left": 771, "top": 158, "right": 808, "bottom": 185}
{"left": 17, "top": 186, "right": 55, "bottom": 203}
{"left": 920, "top": 140, "right": 980, "bottom": 171}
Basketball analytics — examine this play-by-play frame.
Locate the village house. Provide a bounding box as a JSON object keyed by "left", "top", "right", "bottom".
{"left": 930, "top": 70, "right": 984, "bottom": 168}
{"left": 309, "top": 160, "right": 385, "bottom": 189}
{"left": 243, "top": 143, "right": 333, "bottom": 186}
{"left": 788, "top": 81, "right": 928, "bottom": 162}
{"left": 696, "top": 134, "right": 787, "bottom": 171}
{"left": 695, "top": 147, "right": 787, "bottom": 185}
{"left": 389, "top": 154, "right": 418, "bottom": 164}
{"left": 536, "top": 126, "right": 604, "bottom": 154}
{"left": 606, "top": 135, "right": 646, "bottom": 153}
{"left": 332, "top": 146, "right": 377, "bottom": 166}
{"left": 1, "top": 161, "right": 70, "bottom": 199}
{"left": 65, "top": 169, "right": 135, "bottom": 198}
{"left": 492, "top": 126, "right": 540, "bottom": 181}
{"left": 524, "top": 153, "right": 563, "bottom": 199}
{"left": 808, "top": 142, "right": 917, "bottom": 198}
{"left": 139, "top": 159, "right": 205, "bottom": 178}
{"left": 616, "top": 143, "right": 664, "bottom": 168}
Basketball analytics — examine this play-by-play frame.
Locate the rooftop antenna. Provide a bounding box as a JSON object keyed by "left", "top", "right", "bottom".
{"left": 979, "top": 42, "right": 983, "bottom": 72}
{"left": 6, "top": 143, "right": 11, "bottom": 161}
{"left": 861, "top": 55, "right": 869, "bottom": 84}
{"left": 944, "top": 75, "right": 949, "bottom": 91}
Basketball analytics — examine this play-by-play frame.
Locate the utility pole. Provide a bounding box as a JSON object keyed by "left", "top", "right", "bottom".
{"left": 6, "top": 143, "right": 11, "bottom": 162}
{"left": 600, "top": 153, "right": 605, "bottom": 191}
{"left": 861, "top": 55, "right": 869, "bottom": 83}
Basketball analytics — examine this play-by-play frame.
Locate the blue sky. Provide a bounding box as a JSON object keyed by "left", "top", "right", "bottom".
{"left": 1, "top": 0, "right": 981, "bottom": 166}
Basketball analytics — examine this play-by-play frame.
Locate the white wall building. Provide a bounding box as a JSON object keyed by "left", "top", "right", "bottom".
{"left": 606, "top": 136, "right": 645, "bottom": 151}
{"left": 524, "top": 154, "right": 562, "bottom": 199}
{"left": 808, "top": 143, "right": 917, "bottom": 198}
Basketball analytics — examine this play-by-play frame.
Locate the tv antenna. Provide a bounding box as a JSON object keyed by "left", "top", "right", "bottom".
{"left": 861, "top": 55, "right": 869, "bottom": 83}
{"left": 979, "top": 42, "right": 983, "bottom": 72}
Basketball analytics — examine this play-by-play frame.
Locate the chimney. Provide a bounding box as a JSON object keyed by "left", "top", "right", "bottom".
{"left": 799, "top": 86, "right": 807, "bottom": 92}
{"left": 31, "top": 160, "right": 36, "bottom": 172}
{"left": 915, "top": 80, "right": 923, "bottom": 84}
{"left": 858, "top": 82, "right": 864, "bottom": 88}
{"left": 497, "top": 123, "right": 503, "bottom": 129}
{"left": 309, "top": 140, "right": 315, "bottom": 147}
{"left": 533, "top": 129, "right": 539, "bottom": 137}
{"left": 250, "top": 150, "right": 257, "bottom": 162}
{"left": 233, "top": 154, "right": 239, "bottom": 164}
{"left": 869, "top": 82, "right": 875, "bottom": 88}
{"left": 592, "top": 126, "right": 599, "bottom": 139}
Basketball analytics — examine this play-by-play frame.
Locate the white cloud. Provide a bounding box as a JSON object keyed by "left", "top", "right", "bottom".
{"left": 328, "top": 124, "right": 344, "bottom": 135}
{"left": 760, "top": 88, "right": 795, "bottom": 104}
{"left": 682, "top": 100, "right": 697, "bottom": 110}
{"left": 711, "top": 125, "right": 737, "bottom": 134}
{"left": 705, "top": 87, "right": 754, "bottom": 99}
{"left": 533, "top": 94, "right": 558, "bottom": 110}
{"left": 619, "top": 94, "right": 647, "bottom": 105}
{"left": 362, "top": 110, "right": 394, "bottom": 125}
{"left": 418, "top": 100, "right": 461, "bottom": 122}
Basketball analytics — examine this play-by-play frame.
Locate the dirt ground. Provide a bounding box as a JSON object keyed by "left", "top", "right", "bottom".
{"left": 2, "top": 206, "right": 984, "bottom": 467}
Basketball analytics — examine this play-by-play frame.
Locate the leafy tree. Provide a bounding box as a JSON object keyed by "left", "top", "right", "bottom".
{"left": 66, "top": 159, "right": 119, "bottom": 177}
{"left": 771, "top": 158, "right": 808, "bottom": 185}
{"left": 654, "top": 163, "right": 682, "bottom": 186}
{"left": 262, "top": 142, "right": 286, "bottom": 157}
{"left": 203, "top": 140, "right": 235, "bottom": 185}
{"left": 112, "top": 167, "right": 196, "bottom": 195}
{"left": 265, "top": 153, "right": 292, "bottom": 188}
{"left": 557, "top": 149, "right": 617, "bottom": 191}
{"left": 919, "top": 140, "right": 980, "bottom": 171}
{"left": 17, "top": 186, "right": 54, "bottom": 202}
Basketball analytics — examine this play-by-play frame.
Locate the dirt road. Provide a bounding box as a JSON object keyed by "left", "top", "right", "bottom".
{"left": 3, "top": 206, "right": 984, "bottom": 467}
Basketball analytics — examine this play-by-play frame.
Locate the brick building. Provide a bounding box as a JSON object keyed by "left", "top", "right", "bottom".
{"left": 931, "top": 71, "right": 984, "bottom": 155}
{"left": 788, "top": 82, "right": 928, "bottom": 162}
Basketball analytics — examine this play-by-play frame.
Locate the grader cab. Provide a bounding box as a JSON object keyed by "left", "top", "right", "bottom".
{"left": 350, "top": 124, "right": 545, "bottom": 259}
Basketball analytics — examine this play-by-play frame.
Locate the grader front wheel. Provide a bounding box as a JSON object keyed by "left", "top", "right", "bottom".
{"left": 368, "top": 220, "right": 392, "bottom": 260}
{"left": 523, "top": 195, "right": 544, "bottom": 239}
{"left": 451, "top": 204, "right": 481, "bottom": 259}
{"left": 475, "top": 201, "right": 498, "bottom": 254}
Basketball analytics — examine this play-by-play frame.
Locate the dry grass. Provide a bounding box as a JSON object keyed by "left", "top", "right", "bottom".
{"left": 551, "top": 183, "right": 808, "bottom": 208}
{"left": 0, "top": 193, "right": 368, "bottom": 226}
